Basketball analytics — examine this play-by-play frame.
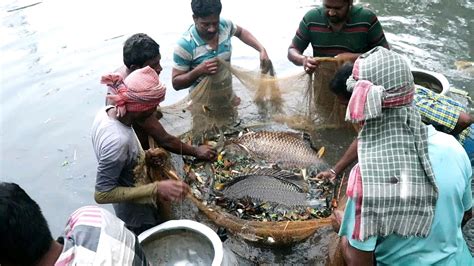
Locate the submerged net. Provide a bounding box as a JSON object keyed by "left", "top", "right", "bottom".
{"left": 159, "top": 57, "right": 348, "bottom": 141}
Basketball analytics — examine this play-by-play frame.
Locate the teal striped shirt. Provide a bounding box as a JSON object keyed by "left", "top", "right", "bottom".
{"left": 173, "top": 18, "right": 237, "bottom": 89}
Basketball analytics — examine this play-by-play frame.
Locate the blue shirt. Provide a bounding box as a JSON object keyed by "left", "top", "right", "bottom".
{"left": 173, "top": 18, "right": 237, "bottom": 90}
{"left": 339, "top": 125, "right": 473, "bottom": 266}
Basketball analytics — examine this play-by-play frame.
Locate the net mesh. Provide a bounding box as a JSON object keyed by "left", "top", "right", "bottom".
{"left": 136, "top": 57, "right": 350, "bottom": 255}
{"left": 159, "top": 57, "right": 349, "bottom": 141}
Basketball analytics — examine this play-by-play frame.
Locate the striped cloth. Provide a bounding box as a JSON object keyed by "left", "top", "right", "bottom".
{"left": 291, "top": 5, "right": 389, "bottom": 57}
{"left": 345, "top": 47, "right": 438, "bottom": 240}
{"left": 414, "top": 85, "right": 470, "bottom": 144}
{"left": 102, "top": 66, "right": 166, "bottom": 117}
{"left": 55, "top": 206, "right": 149, "bottom": 266}
{"left": 173, "top": 18, "right": 236, "bottom": 90}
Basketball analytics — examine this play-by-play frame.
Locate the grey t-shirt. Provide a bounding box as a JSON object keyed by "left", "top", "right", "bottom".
{"left": 91, "top": 106, "right": 158, "bottom": 228}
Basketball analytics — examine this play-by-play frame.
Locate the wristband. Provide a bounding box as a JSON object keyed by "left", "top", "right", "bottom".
{"left": 329, "top": 168, "right": 337, "bottom": 175}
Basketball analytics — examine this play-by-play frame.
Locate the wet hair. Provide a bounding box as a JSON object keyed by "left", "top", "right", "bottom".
{"left": 123, "top": 33, "right": 160, "bottom": 69}
{"left": 0, "top": 182, "right": 54, "bottom": 265}
{"left": 191, "top": 0, "right": 222, "bottom": 17}
{"left": 330, "top": 63, "right": 354, "bottom": 100}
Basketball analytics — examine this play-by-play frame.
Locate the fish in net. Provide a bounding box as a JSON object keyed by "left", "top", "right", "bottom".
{"left": 228, "top": 130, "right": 326, "bottom": 170}
{"left": 220, "top": 168, "right": 308, "bottom": 207}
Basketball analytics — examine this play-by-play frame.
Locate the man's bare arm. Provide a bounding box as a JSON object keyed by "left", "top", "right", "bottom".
{"left": 171, "top": 60, "right": 218, "bottom": 90}
{"left": 138, "top": 115, "right": 216, "bottom": 160}
{"left": 315, "top": 138, "right": 358, "bottom": 180}
{"left": 340, "top": 237, "right": 375, "bottom": 266}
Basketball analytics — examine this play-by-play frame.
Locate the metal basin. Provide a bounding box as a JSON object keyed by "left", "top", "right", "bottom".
{"left": 411, "top": 67, "right": 450, "bottom": 95}
{"left": 139, "top": 220, "right": 223, "bottom": 266}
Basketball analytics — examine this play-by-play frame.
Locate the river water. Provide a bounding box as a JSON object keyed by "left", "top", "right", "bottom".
{"left": 1, "top": 0, "right": 473, "bottom": 261}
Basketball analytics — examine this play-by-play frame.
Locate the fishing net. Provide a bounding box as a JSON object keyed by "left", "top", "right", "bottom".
{"left": 159, "top": 57, "right": 349, "bottom": 141}
{"left": 135, "top": 57, "right": 350, "bottom": 265}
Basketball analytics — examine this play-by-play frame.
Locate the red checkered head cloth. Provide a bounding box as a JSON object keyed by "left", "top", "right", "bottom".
{"left": 345, "top": 47, "right": 415, "bottom": 122}
{"left": 101, "top": 66, "right": 166, "bottom": 117}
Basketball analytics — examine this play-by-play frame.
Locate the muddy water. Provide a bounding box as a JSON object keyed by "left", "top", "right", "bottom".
{"left": 1, "top": 0, "right": 473, "bottom": 264}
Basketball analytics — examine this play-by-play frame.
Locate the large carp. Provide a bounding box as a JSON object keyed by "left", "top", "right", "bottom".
{"left": 229, "top": 131, "right": 324, "bottom": 169}
{"left": 222, "top": 168, "right": 307, "bottom": 207}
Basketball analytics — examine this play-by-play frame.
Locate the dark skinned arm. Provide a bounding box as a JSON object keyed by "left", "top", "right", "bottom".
{"left": 288, "top": 47, "right": 319, "bottom": 74}
{"left": 171, "top": 59, "right": 218, "bottom": 90}
{"left": 315, "top": 138, "right": 358, "bottom": 180}
{"left": 137, "top": 115, "right": 216, "bottom": 160}
{"left": 234, "top": 25, "right": 269, "bottom": 67}
{"left": 340, "top": 236, "right": 375, "bottom": 266}
{"left": 452, "top": 112, "right": 474, "bottom": 135}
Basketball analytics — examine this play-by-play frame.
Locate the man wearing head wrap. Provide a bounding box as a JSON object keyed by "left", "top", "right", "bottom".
{"left": 108, "top": 33, "right": 217, "bottom": 157}
{"left": 92, "top": 66, "right": 190, "bottom": 235}
{"left": 332, "top": 47, "right": 473, "bottom": 265}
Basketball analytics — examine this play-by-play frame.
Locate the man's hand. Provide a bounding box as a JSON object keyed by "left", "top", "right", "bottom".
{"left": 311, "top": 169, "right": 337, "bottom": 181}
{"left": 195, "top": 58, "right": 219, "bottom": 76}
{"left": 303, "top": 56, "right": 319, "bottom": 74}
{"left": 259, "top": 49, "right": 270, "bottom": 70}
{"left": 232, "top": 96, "right": 241, "bottom": 107}
{"left": 195, "top": 145, "right": 217, "bottom": 161}
{"left": 154, "top": 180, "right": 190, "bottom": 202}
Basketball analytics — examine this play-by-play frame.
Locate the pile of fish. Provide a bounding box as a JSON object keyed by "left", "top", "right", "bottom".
{"left": 184, "top": 130, "right": 334, "bottom": 222}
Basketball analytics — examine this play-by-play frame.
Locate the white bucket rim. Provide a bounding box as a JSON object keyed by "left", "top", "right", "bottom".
{"left": 138, "top": 219, "right": 223, "bottom": 266}
{"left": 411, "top": 67, "right": 450, "bottom": 95}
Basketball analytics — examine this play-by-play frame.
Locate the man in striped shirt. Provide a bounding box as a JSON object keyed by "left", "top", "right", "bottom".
{"left": 288, "top": 0, "right": 389, "bottom": 73}
{"left": 172, "top": 0, "right": 269, "bottom": 91}
{"left": 0, "top": 182, "right": 149, "bottom": 266}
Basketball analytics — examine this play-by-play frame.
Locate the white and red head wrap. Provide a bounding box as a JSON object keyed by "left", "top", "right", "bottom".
{"left": 101, "top": 66, "right": 166, "bottom": 117}
{"left": 345, "top": 47, "right": 415, "bottom": 122}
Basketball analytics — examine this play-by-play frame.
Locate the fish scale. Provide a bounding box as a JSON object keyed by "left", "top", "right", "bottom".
{"left": 233, "top": 131, "right": 323, "bottom": 169}
{"left": 223, "top": 169, "right": 308, "bottom": 207}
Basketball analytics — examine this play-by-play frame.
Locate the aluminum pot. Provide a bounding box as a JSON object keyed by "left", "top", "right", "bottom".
{"left": 139, "top": 219, "right": 223, "bottom": 266}
{"left": 411, "top": 67, "right": 450, "bottom": 95}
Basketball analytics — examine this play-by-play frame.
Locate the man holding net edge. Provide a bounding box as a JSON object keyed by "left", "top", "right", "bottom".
{"left": 106, "top": 33, "right": 216, "bottom": 158}
{"left": 288, "top": 0, "right": 389, "bottom": 73}
{"left": 172, "top": 0, "right": 269, "bottom": 91}
{"left": 95, "top": 34, "right": 217, "bottom": 235}
{"left": 171, "top": 0, "right": 271, "bottom": 137}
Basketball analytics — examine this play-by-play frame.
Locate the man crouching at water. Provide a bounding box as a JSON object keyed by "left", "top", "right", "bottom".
{"left": 331, "top": 47, "right": 472, "bottom": 265}
{"left": 92, "top": 63, "right": 191, "bottom": 235}
{"left": 0, "top": 182, "right": 149, "bottom": 265}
